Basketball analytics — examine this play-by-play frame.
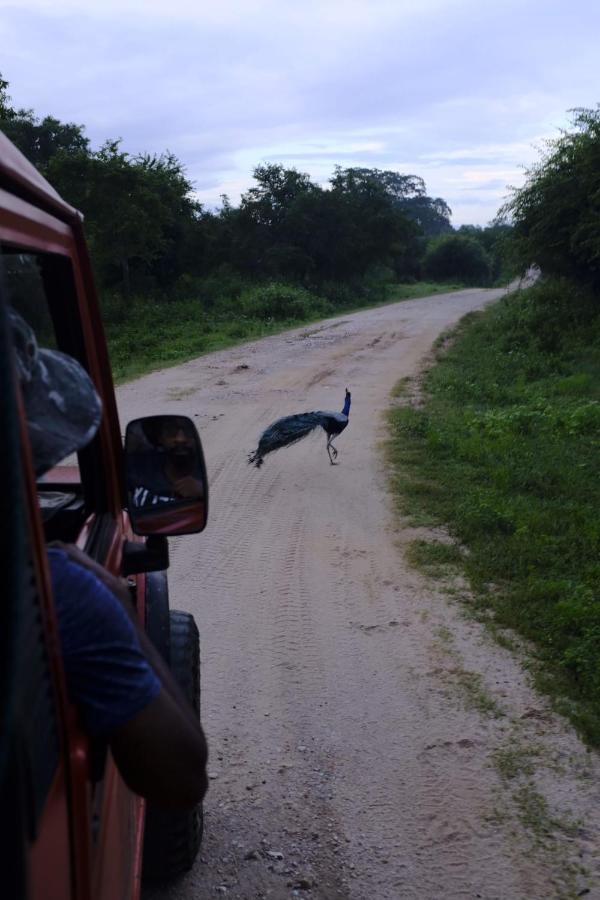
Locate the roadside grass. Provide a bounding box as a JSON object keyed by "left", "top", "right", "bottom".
{"left": 387, "top": 279, "right": 600, "bottom": 745}
{"left": 406, "top": 539, "right": 464, "bottom": 574}
{"left": 492, "top": 736, "right": 584, "bottom": 870}
{"left": 493, "top": 743, "right": 542, "bottom": 781}
{"left": 104, "top": 298, "right": 295, "bottom": 383}
{"left": 431, "top": 621, "right": 505, "bottom": 719}
{"left": 455, "top": 669, "right": 506, "bottom": 718}
{"left": 103, "top": 281, "right": 466, "bottom": 383}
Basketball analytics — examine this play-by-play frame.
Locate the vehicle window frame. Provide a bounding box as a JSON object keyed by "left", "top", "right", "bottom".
{"left": 0, "top": 242, "right": 111, "bottom": 518}
{"left": 0, "top": 258, "right": 75, "bottom": 900}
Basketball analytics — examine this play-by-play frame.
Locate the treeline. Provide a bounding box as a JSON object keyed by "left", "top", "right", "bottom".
{"left": 0, "top": 74, "right": 507, "bottom": 306}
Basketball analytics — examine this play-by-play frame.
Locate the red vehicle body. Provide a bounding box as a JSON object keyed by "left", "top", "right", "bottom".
{"left": 0, "top": 133, "right": 206, "bottom": 899}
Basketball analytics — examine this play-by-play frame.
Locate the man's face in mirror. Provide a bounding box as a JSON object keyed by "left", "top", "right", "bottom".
{"left": 157, "top": 419, "right": 197, "bottom": 474}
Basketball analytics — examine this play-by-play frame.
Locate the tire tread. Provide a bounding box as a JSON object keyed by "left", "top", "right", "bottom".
{"left": 142, "top": 609, "right": 203, "bottom": 883}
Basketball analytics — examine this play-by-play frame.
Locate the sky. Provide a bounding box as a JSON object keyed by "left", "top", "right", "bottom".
{"left": 1, "top": 0, "right": 599, "bottom": 226}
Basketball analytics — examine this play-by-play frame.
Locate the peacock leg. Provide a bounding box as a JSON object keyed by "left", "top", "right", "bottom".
{"left": 326, "top": 435, "right": 338, "bottom": 465}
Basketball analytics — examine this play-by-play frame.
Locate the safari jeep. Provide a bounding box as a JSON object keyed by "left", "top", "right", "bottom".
{"left": 0, "top": 133, "right": 208, "bottom": 898}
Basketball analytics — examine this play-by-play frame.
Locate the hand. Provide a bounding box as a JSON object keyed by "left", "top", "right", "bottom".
{"left": 172, "top": 475, "right": 204, "bottom": 499}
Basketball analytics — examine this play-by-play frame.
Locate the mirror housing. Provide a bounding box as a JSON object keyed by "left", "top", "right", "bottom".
{"left": 124, "top": 415, "right": 208, "bottom": 536}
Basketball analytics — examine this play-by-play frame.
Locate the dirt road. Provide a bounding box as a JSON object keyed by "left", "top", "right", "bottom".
{"left": 118, "top": 289, "right": 600, "bottom": 900}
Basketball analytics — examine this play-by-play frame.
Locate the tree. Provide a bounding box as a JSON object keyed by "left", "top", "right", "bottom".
{"left": 1, "top": 72, "right": 201, "bottom": 292}
{"left": 503, "top": 107, "right": 600, "bottom": 292}
{"left": 328, "top": 167, "right": 421, "bottom": 280}
{"left": 0, "top": 73, "right": 13, "bottom": 119}
{"left": 0, "top": 93, "right": 89, "bottom": 167}
{"left": 232, "top": 164, "right": 321, "bottom": 279}
{"left": 423, "top": 234, "right": 492, "bottom": 285}
{"left": 1, "top": 72, "right": 460, "bottom": 297}
{"left": 241, "top": 164, "right": 318, "bottom": 228}
{"left": 331, "top": 167, "right": 452, "bottom": 237}
{"left": 456, "top": 222, "right": 513, "bottom": 281}
{"left": 402, "top": 194, "right": 452, "bottom": 237}
{"left": 45, "top": 141, "right": 197, "bottom": 291}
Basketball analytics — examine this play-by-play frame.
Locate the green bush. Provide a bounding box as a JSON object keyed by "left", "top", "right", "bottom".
{"left": 171, "top": 270, "right": 246, "bottom": 309}
{"left": 237, "top": 282, "right": 332, "bottom": 321}
{"left": 362, "top": 264, "right": 396, "bottom": 302}
{"left": 319, "top": 280, "right": 361, "bottom": 308}
{"left": 498, "top": 278, "right": 598, "bottom": 355}
{"left": 504, "top": 107, "right": 600, "bottom": 293}
{"left": 423, "top": 234, "right": 492, "bottom": 285}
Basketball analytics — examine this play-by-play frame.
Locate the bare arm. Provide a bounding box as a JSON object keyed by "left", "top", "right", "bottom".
{"left": 110, "top": 620, "right": 208, "bottom": 807}
{"left": 51, "top": 542, "right": 208, "bottom": 808}
{"left": 110, "top": 689, "right": 207, "bottom": 808}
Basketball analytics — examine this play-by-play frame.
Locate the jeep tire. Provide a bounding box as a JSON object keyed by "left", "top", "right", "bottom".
{"left": 142, "top": 610, "right": 203, "bottom": 882}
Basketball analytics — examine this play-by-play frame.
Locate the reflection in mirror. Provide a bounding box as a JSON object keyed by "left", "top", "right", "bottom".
{"left": 125, "top": 415, "right": 208, "bottom": 536}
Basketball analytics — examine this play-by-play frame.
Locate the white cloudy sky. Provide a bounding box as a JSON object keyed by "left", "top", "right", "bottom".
{"left": 1, "top": 0, "right": 599, "bottom": 225}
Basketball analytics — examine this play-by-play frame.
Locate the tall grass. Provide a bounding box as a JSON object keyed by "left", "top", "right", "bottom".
{"left": 388, "top": 279, "right": 600, "bottom": 743}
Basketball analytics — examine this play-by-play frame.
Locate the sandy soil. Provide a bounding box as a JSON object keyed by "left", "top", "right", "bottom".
{"left": 118, "top": 289, "right": 600, "bottom": 900}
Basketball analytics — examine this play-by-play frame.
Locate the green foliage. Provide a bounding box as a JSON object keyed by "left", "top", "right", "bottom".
{"left": 388, "top": 279, "right": 600, "bottom": 742}
{"left": 423, "top": 233, "right": 492, "bottom": 285}
{"left": 0, "top": 71, "right": 468, "bottom": 313}
{"left": 0, "top": 74, "right": 12, "bottom": 118}
{"left": 328, "top": 167, "right": 423, "bottom": 280}
{"left": 504, "top": 106, "right": 600, "bottom": 292}
{"left": 103, "top": 285, "right": 326, "bottom": 382}
{"left": 227, "top": 163, "right": 425, "bottom": 285}
{"left": 235, "top": 282, "right": 331, "bottom": 321}
{"left": 0, "top": 79, "right": 89, "bottom": 167}
{"left": 1, "top": 70, "right": 459, "bottom": 296}
{"left": 387, "top": 281, "right": 464, "bottom": 301}
{"left": 496, "top": 277, "right": 599, "bottom": 355}
{"left": 44, "top": 142, "right": 198, "bottom": 291}
{"left": 456, "top": 222, "right": 515, "bottom": 283}
{"left": 2, "top": 112, "right": 89, "bottom": 167}
{"left": 105, "top": 278, "right": 466, "bottom": 382}
{"left": 330, "top": 167, "right": 453, "bottom": 237}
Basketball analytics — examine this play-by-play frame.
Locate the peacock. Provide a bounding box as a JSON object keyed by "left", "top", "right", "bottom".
{"left": 248, "top": 389, "right": 351, "bottom": 468}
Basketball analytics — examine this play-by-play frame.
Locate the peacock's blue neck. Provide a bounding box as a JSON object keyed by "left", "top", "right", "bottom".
{"left": 342, "top": 393, "right": 351, "bottom": 416}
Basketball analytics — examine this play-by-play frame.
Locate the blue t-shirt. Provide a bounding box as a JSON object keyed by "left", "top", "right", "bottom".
{"left": 48, "top": 548, "right": 161, "bottom": 737}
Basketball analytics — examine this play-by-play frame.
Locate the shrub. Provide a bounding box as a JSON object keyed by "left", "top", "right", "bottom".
{"left": 499, "top": 278, "right": 598, "bottom": 354}
{"left": 504, "top": 107, "right": 600, "bottom": 294}
{"left": 423, "top": 234, "right": 492, "bottom": 285}
{"left": 363, "top": 264, "right": 396, "bottom": 303}
{"left": 237, "top": 282, "right": 331, "bottom": 321}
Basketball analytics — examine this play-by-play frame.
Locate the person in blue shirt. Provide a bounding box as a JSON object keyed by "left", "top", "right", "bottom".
{"left": 10, "top": 308, "right": 207, "bottom": 809}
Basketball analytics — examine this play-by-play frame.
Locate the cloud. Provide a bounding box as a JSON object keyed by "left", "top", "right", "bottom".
{"left": 1, "top": 0, "right": 599, "bottom": 225}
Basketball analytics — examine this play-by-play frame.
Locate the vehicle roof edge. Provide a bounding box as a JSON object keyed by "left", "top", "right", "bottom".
{"left": 0, "top": 129, "right": 81, "bottom": 224}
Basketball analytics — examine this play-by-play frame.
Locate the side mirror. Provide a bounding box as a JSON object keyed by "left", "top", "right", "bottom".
{"left": 124, "top": 415, "right": 208, "bottom": 536}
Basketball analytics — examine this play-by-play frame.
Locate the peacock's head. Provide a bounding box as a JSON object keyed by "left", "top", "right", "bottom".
{"left": 342, "top": 387, "right": 352, "bottom": 415}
